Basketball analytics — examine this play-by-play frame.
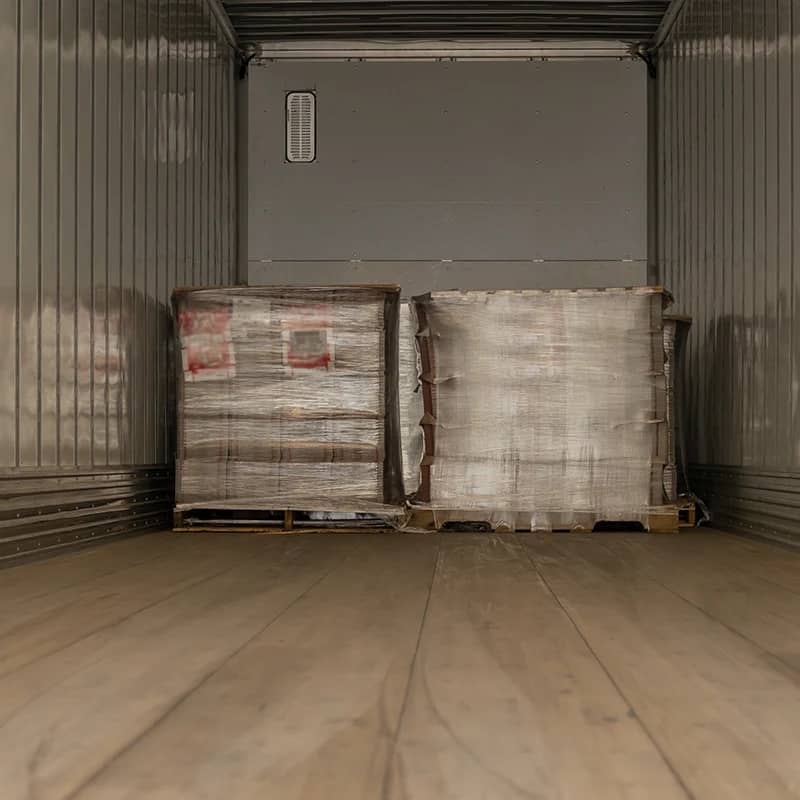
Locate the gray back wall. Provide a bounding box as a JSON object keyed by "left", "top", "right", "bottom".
{"left": 659, "top": 0, "right": 800, "bottom": 542}
{"left": 248, "top": 59, "right": 647, "bottom": 293}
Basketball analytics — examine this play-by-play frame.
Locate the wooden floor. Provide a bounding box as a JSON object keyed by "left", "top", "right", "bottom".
{"left": 2, "top": 530, "right": 800, "bottom": 799}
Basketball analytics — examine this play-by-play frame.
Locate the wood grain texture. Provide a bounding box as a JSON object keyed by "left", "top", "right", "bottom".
{"left": 0, "top": 533, "right": 354, "bottom": 800}
{"left": 600, "top": 532, "right": 800, "bottom": 670}
{"left": 523, "top": 533, "right": 800, "bottom": 800}
{"left": 1, "top": 529, "right": 799, "bottom": 800}
{"left": 72, "top": 535, "right": 438, "bottom": 800}
{"left": 0, "top": 536, "right": 265, "bottom": 676}
{"left": 0, "top": 532, "right": 179, "bottom": 607}
{"left": 386, "top": 534, "right": 686, "bottom": 800}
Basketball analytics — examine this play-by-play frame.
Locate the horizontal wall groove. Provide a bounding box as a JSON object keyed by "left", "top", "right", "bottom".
{"left": 0, "top": 465, "right": 173, "bottom": 550}
{"left": 0, "top": 510, "right": 169, "bottom": 562}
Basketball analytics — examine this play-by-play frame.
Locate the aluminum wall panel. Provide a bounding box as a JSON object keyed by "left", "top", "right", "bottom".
{"left": 658, "top": 0, "right": 800, "bottom": 542}
{"left": 249, "top": 59, "right": 648, "bottom": 291}
{"left": 0, "top": 0, "right": 237, "bottom": 559}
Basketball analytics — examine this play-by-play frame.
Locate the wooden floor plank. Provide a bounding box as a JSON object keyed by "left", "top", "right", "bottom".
{"left": 69, "top": 534, "right": 438, "bottom": 800}
{"left": 3, "top": 532, "right": 800, "bottom": 800}
{"left": 612, "top": 529, "right": 800, "bottom": 596}
{"left": 697, "top": 531, "right": 800, "bottom": 594}
{"left": 523, "top": 533, "right": 800, "bottom": 800}
{"left": 0, "top": 531, "right": 181, "bottom": 606}
{"left": 0, "top": 534, "right": 282, "bottom": 676}
{"left": 0, "top": 535, "right": 352, "bottom": 800}
{"left": 386, "top": 534, "right": 687, "bottom": 800}
{"left": 600, "top": 532, "right": 800, "bottom": 671}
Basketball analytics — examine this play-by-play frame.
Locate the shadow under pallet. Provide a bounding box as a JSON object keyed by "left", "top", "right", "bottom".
{"left": 173, "top": 505, "right": 682, "bottom": 534}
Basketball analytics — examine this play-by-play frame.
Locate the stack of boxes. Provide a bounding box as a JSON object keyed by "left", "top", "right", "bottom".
{"left": 173, "top": 285, "right": 678, "bottom": 530}
{"left": 174, "top": 286, "right": 403, "bottom": 512}
{"left": 410, "top": 288, "right": 671, "bottom": 530}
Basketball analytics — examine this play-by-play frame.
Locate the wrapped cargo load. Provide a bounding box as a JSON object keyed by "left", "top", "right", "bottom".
{"left": 410, "top": 287, "right": 675, "bottom": 531}
{"left": 173, "top": 286, "right": 403, "bottom": 514}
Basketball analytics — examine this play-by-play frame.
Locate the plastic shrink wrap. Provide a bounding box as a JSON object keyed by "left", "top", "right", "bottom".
{"left": 173, "top": 286, "right": 403, "bottom": 513}
{"left": 410, "top": 287, "right": 672, "bottom": 531}
{"left": 399, "top": 301, "right": 425, "bottom": 496}
{"left": 663, "top": 314, "right": 708, "bottom": 523}
{"left": 663, "top": 315, "right": 690, "bottom": 503}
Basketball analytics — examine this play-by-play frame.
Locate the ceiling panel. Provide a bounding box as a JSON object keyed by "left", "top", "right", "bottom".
{"left": 223, "top": 1, "right": 671, "bottom": 45}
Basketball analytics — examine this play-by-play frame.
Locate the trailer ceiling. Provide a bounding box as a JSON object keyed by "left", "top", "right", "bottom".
{"left": 222, "top": 1, "right": 672, "bottom": 45}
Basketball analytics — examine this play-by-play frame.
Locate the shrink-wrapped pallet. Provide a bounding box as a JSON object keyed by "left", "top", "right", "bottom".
{"left": 173, "top": 286, "right": 403, "bottom": 513}
{"left": 410, "top": 287, "right": 673, "bottom": 531}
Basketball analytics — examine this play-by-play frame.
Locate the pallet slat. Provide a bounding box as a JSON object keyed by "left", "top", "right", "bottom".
{"left": 678, "top": 501, "right": 697, "bottom": 528}
{"left": 173, "top": 508, "right": 397, "bottom": 534}
{"left": 406, "top": 507, "right": 680, "bottom": 534}
{"left": 173, "top": 506, "right": 681, "bottom": 534}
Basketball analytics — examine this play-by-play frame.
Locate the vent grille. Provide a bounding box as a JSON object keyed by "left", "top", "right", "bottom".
{"left": 286, "top": 91, "right": 316, "bottom": 163}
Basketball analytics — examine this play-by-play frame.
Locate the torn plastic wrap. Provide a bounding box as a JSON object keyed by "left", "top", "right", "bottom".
{"left": 410, "top": 288, "right": 673, "bottom": 531}
{"left": 399, "top": 300, "right": 424, "bottom": 497}
{"left": 173, "top": 286, "right": 404, "bottom": 514}
{"left": 663, "top": 318, "right": 678, "bottom": 504}
{"left": 663, "top": 316, "right": 687, "bottom": 503}
{"left": 664, "top": 315, "right": 710, "bottom": 524}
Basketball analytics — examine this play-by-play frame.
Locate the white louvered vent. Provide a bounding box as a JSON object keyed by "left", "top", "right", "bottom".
{"left": 286, "top": 91, "right": 316, "bottom": 163}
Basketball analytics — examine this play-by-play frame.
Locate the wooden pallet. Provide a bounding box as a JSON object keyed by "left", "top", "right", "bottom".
{"left": 172, "top": 508, "right": 398, "bottom": 534}
{"left": 405, "top": 507, "right": 681, "bottom": 534}
{"left": 174, "top": 506, "right": 682, "bottom": 535}
{"left": 677, "top": 500, "right": 697, "bottom": 528}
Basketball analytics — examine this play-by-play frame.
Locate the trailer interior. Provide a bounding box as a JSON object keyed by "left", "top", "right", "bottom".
{"left": 2, "top": 1, "right": 800, "bottom": 798}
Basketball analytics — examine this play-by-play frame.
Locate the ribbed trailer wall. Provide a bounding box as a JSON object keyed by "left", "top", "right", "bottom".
{"left": 0, "top": 0, "right": 237, "bottom": 559}
{"left": 658, "top": 0, "right": 800, "bottom": 542}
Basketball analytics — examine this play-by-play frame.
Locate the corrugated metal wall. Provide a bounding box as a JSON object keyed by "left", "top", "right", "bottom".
{"left": 0, "top": 0, "right": 237, "bottom": 559}
{"left": 658, "top": 0, "right": 800, "bottom": 542}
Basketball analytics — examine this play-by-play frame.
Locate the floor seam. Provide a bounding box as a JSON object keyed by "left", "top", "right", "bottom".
{"left": 1, "top": 543, "right": 177, "bottom": 603}
{"left": 746, "top": 573, "right": 800, "bottom": 598}
{"left": 609, "top": 536, "right": 800, "bottom": 599}
{"left": 380, "top": 533, "right": 441, "bottom": 800}
{"left": 0, "top": 558, "right": 249, "bottom": 687}
{"left": 0, "top": 549, "right": 231, "bottom": 638}
{"left": 0, "top": 551, "right": 301, "bottom": 730}
{"left": 516, "top": 535, "right": 697, "bottom": 800}
{"left": 62, "top": 552, "right": 346, "bottom": 800}
{"left": 0, "top": 529, "right": 169, "bottom": 572}
{"left": 597, "top": 539, "right": 800, "bottom": 675}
